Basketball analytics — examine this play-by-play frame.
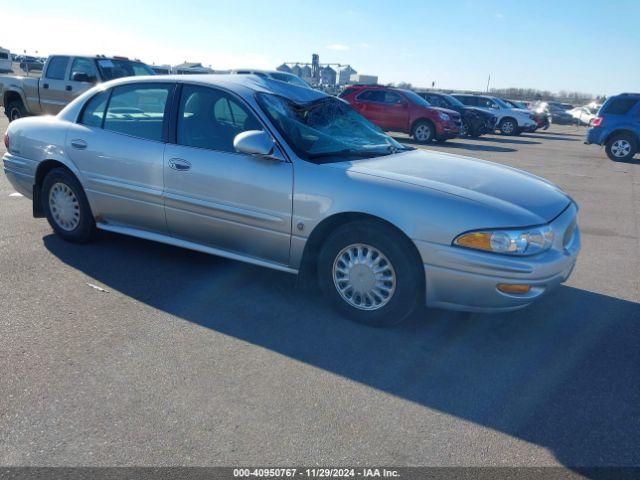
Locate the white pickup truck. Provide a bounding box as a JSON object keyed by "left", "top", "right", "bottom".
{"left": 0, "top": 54, "right": 155, "bottom": 121}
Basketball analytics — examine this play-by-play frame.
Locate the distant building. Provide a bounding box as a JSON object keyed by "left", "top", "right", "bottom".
{"left": 300, "top": 65, "right": 312, "bottom": 82}
{"left": 276, "top": 63, "right": 292, "bottom": 73}
{"left": 320, "top": 65, "right": 337, "bottom": 86}
{"left": 338, "top": 65, "right": 357, "bottom": 85}
{"left": 291, "top": 64, "right": 302, "bottom": 77}
{"left": 173, "top": 62, "right": 214, "bottom": 74}
{"left": 349, "top": 73, "right": 378, "bottom": 85}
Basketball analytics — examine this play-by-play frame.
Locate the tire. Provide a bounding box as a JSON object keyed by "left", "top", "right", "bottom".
{"left": 459, "top": 122, "right": 469, "bottom": 137}
{"left": 42, "top": 168, "right": 96, "bottom": 243}
{"left": 317, "top": 220, "right": 423, "bottom": 327}
{"left": 6, "top": 99, "right": 27, "bottom": 122}
{"left": 412, "top": 120, "right": 434, "bottom": 143}
{"left": 498, "top": 117, "right": 518, "bottom": 136}
{"left": 605, "top": 133, "right": 638, "bottom": 162}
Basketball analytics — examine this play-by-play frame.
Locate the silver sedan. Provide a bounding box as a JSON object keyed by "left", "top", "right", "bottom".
{"left": 2, "top": 75, "right": 580, "bottom": 326}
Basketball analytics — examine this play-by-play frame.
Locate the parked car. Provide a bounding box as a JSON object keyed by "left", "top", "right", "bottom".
{"left": 150, "top": 65, "right": 172, "bottom": 75}
{"left": 19, "top": 56, "right": 44, "bottom": 72}
{"left": 339, "top": 85, "right": 461, "bottom": 143}
{"left": 2, "top": 75, "right": 580, "bottom": 326}
{"left": 0, "top": 47, "right": 12, "bottom": 73}
{"left": 418, "top": 91, "right": 497, "bottom": 137}
{"left": 567, "top": 106, "right": 596, "bottom": 126}
{"left": 538, "top": 102, "right": 575, "bottom": 125}
{"left": 0, "top": 54, "right": 155, "bottom": 121}
{"left": 503, "top": 99, "right": 550, "bottom": 130}
{"left": 585, "top": 93, "right": 640, "bottom": 162}
{"left": 452, "top": 94, "right": 537, "bottom": 135}
{"left": 229, "top": 69, "right": 311, "bottom": 89}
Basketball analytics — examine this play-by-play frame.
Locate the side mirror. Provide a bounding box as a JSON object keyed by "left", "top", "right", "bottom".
{"left": 233, "top": 130, "right": 275, "bottom": 157}
{"left": 72, "top": 72, "right": 96, "bottom": 83}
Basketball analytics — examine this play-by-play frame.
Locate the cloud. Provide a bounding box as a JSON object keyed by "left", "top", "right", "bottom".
{"left": 326, "top": 43, "right": 350, "bottom": 51}
{"left": 359, "top": 42, "right": 370, "bottom": 48}
{"left": 495, "top": 13, "right": 505, "bottom": 19}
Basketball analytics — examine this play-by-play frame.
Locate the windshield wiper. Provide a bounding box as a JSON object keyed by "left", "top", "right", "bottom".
{"left": 307, "top": 149, "right": 385, "bottom": 160}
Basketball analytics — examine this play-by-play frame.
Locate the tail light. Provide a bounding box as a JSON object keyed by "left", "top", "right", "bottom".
{"left": 3, "top": 133, "right": 8, "bottom": 151}
{"left": 591, "top": 117, "right": 603, "bottom": 127}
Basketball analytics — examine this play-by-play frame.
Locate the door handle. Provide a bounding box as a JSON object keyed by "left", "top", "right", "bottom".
{"left": 65, "top": 85, "right": 72, "bottom": 92}
{"left": 43, "top": 83, "right": 49, "bottom": 89}
{"left": 168, "top": 158, "right": 191, "bottom": 171}
{"left": 70, "top": 139, "right": 87, "bottom": 150}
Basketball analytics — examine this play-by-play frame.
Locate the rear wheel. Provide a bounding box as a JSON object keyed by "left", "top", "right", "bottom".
{"left": 498, "top": 117, "right": 518, "bottom": 136}
{"left": 412, "top": 120, "right": 434, "bottom": 143}
{"left": 6, "top": 99, "right": 27, "bottom": 122}
{"left": 317, "top": 220, "right": 423, "bottom": 327}
{"left": 42, "top": 168, "right": 96, "bottom": 243}
{"left": 606, "top": 134, "right": 637, "bottom": 162}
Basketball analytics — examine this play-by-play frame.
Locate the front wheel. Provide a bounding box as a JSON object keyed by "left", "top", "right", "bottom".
{"left": 412, "top": 120, "right": 434, "bottom": 143}
{"left": 317, "top": 220, "right": 423, "bottom": 327}
{"left": 498, "top": 117, "right": 518, "bottom": 136}
{"left": 605, "top": 134, "right": 637, "bottom": 162}
{"left": 42, "top": 168, "right": 96, "bottom": 243}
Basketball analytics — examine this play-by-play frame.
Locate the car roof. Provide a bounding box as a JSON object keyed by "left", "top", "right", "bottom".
{"left": 100, "top": 73, "right": 327, "bottom": 103}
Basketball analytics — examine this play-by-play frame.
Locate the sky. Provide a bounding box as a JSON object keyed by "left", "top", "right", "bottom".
{"left": 2, "top": 0, "right": 639, "bottom": 96}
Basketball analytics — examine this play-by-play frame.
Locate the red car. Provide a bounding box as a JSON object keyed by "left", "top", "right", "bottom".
{"left": 339, "top": 85, "right": 461, "bottom": 143}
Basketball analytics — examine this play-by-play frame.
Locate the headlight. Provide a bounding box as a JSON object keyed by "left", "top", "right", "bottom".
{"left": 454, "top": 226, "right": 555, "bottom": 256}
{"left": 438, "top": 112, "right": 450, "bottom": 121}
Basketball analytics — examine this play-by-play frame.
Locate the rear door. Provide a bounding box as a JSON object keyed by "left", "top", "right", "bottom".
{"left": 163, "top": 84, "right": 293, "bottom": 265}
{"left": 65, "top": 82, "right": 174, "bottom": 232}
{"left": 40, "top": 56, "right": 71, "bottom": 114}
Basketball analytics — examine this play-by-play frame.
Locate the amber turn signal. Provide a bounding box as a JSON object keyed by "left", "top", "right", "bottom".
{"left": 497, "top": 283, "right": 532, "bottom": 294}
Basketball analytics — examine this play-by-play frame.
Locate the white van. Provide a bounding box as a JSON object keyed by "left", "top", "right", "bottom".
{"left": 0, "top": 47, "right": 12, "bottom": 73}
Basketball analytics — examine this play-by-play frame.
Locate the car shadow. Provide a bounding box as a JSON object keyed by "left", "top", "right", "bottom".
{"left": 43, "top": 232, "right": 640, "bottom": 470}
{"left": 393, "top": 137, "right": 517, "bottom": 153}
{"left": 521, "top": 133, "right": 581, "bottom": 142}
{"left": 473, "top": 136, "right": 541, "bottom": 145}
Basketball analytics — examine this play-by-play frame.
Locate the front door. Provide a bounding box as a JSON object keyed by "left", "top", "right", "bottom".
{"left": 40, "top": 55, "right": 71, "bottom": 115}
{"left": 65, "top": 82, "right": 174, "bottom": 232}
{"left": 163, "top": 84, "right": 293, "bottom": 266}
{"left": 65, "top": 57, "right": 99, "bottom": 103}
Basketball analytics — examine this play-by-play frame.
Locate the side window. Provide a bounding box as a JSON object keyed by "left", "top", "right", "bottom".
{"left": 79, "top": 90, "right": 110, "bottom": 128}
{"left": 383, "top": 91, "right": 403, "bottom": 105}
{"left": 177, "top": 85, "right": 262, "bottom": 152}
{"left": 69, "top": 57, "right": 98, "bottom": 82}
{"left": 427, "top": 95, "right": 445, "bottom": 108}
{"left": 45, "top": 56, "right": 70, "bottom": 80}
{"left": 103, "top": 83, "right": 172, "bottom": 141}
{"left": 356, "top": 90, "right": 384, "bottom": 102}
{"left": 456, "top": 96, "right": 472, "bottom": 106}
{"left": 603, "top": 98, "right": 638, "bottom": 115}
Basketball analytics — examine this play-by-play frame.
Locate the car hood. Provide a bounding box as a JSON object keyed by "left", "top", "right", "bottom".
{"left": 329, "top": 149, "right": 570, "bottom": 224}
{"left": 464, "top": 106, "right": 493, "bottom": 117}
{"left": 431, "top": 106, "right": 460, "bottom": 117}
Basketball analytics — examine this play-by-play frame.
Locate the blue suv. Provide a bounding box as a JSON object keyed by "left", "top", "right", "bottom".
{"left": 586, "top": 93, "right": 640, "bottom": 161}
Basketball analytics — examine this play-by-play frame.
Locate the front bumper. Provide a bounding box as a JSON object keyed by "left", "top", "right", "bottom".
{"left": 435, "top": 120, "right": 460, "bottom": 140}
{"left": 521, "top": 120, "right": 537, "bottom": 132}
{"left": 414, "top": 203, "right": 581, "bottom": 312}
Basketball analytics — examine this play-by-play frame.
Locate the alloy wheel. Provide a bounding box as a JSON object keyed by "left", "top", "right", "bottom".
{"left": 414, "top": 124, "right": 432, "bottom": 142}
{"left": 611, "top": 139, "right": 632, "bottom": 158}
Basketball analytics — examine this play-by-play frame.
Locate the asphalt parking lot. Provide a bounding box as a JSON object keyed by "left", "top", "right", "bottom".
{"left": 1, "top": 115, "right": 639, "bottom": 470}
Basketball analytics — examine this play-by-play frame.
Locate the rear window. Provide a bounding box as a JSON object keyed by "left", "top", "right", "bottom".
{"left": 46, "top": 56, "right": 70, "bottom": 80}
{"left": 0, "top": 53, "right": 8, "bottom": 60}
{"left": 102, "top": 83, "right": 172, "bottom": 142}
{"left": 338, "top": 87, "right": 358, "bottom": 98}
{"left": 603, "top": 97, "right": 638, "bottom": 115}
